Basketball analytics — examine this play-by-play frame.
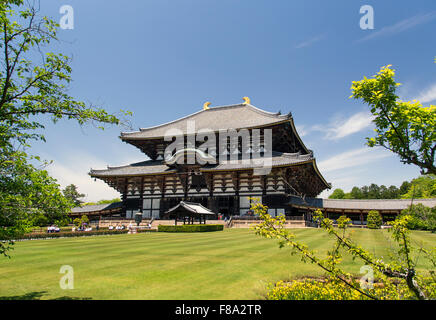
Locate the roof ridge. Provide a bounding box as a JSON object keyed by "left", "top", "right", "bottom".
{"left": 121, "top": 103, "right": 289, "bottom": 137}
{"left": 91, "top": 159, "right": 162, "bottom": 172}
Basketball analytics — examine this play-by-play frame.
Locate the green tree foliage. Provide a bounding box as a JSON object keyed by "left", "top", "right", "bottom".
{"left": 401, "top": 175, "right": 436, "bottom": 199}
{"left": 400, "top": 181, "right": 411, "bottom": 195}
{"left": 0, "top": 152, "right": 71, "bottom": 255}
{"left": 73, "top": 215, "right": 90, "bottom": 228}
{"left": 0, "top": 1, "right": 130, "bottom": 257}
{"left": 331, "top": 175, "right": 434, "bottom": 200}
{"left": 349, "top": 186, "right": 363, "bottom": 199}
{"left": 62, "top": 184, "right": 85, "bottom": 207}
{"left": 401, "top": 204, "right": 436, "bottom": 232}
{"left": 81, "top": 198, "right": 121, "bottom": 206}
{"left": 367, "top": 210, "right": 383, "bottom": 229}
{"left": 328, "top": 188, "right": 345, "bottom": 199}
{"left": 97, "top": 198, "right": 121, "bottom": 205}
{"left": 351, "top": 65, "right": 435, "bottom": 175}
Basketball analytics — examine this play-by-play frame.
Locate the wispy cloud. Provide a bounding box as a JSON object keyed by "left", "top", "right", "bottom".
{"left": 357, "top": 11, "right": 436, "bottom": 42}
{"left": 301, "top": 111, "right": 374, "bottom": 140}
{"left": 318, "top": 147, "right": 391, "bottom": 173}
{"left": 323, "top": 111, "right": 374, "bottom": 140}
{"left": 295, "top": 34, "right": 325, "bottom": 49}
{"left": 413, "top": 83, "right": 436, "bottom": 104}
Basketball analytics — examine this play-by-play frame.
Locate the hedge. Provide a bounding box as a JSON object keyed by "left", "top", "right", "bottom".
{"left": 158, "top": 224, "right": 224, "bottom": 233}
{"left": 9, "top": 229, "right": 129, "bottom": 240}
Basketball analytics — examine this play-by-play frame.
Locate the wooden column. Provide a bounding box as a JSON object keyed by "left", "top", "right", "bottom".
{"left": 139, "top": 177, "right": 144, "bottom": 213}
{"left": 232, "top": 172, "right": 240, "bottom": 216}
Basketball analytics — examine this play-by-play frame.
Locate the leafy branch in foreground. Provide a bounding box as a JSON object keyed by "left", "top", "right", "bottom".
{"left": 351, "top": 65, "right": 435, "bottom": 175}
{"left": 252, "top": 202, "right": 435, "bottom": 300}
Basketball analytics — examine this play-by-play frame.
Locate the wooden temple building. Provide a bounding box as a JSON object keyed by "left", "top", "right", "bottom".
{"left": 89, "top": 99, "right": 331, "bottom": 220}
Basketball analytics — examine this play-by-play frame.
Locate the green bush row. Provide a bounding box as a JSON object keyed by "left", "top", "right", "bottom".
{"left": 158, "top": 224, "right": 224, "bottom": 232}
{"left": 137, "top": 228, "right": 157, "bottom": 233}
{"left": 10, "top": 229, "right": 129, "bottom": 240}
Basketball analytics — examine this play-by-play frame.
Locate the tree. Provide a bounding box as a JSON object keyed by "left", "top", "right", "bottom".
{"left": 97, "top": 198, "right": 121, "bottom": 205}
{"left": 349, "top": 186, "right": 363, "bottom": 199}
{"left": 361, "top": 185, "right": 369, "bottom": 199}
{"left": 387, "top": 185, "right": 400, "bottom": 199}
{"left": 400, "top": 181, "right": 411, "bottom": 195}
{"left": 401, "top": 175, "right": 436, "bottom": 199}
{"left": 368, "top": 184, "right": 381, "bottom": 199}
{"left": 0, "top": 1, "right": 130, "bottom": 257}
{"left": 401, "top": 204, "right": 436, "bottom": 232}
{"left": 329, "top": 188, "right": 345, "bottom": 199}
{"left": 367, "top": 210, "right": 383, "bottom": 229}
{"left": 63, "top": 184, "right": 85, "bottom": 207}
{"left": 351, "top": 65, "right": 436, "bottom": 175}
{"left": 0, "top": 151, "right": 71, "bottom": 255}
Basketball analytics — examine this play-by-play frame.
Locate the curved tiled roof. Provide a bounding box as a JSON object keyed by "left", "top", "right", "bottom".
{"left": 90, "top": 152, "right": 314, "bottom": 177}
{"left": 71, "top": 201, "right": 123, "bottom": 214}
{"left": 90, "top": 160, "right": 176, "bottom": 177}
{"left": 120, "top": 104, "right": 292, "bottom": 140}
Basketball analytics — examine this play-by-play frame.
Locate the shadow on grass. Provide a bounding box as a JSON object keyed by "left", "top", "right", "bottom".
{"left": 0, "top": 291, "right": 92, "bottom": 300}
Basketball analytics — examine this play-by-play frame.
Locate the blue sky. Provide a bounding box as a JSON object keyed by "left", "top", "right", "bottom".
{"left": 30, "top": 0, "right": 436, "bottom": 201}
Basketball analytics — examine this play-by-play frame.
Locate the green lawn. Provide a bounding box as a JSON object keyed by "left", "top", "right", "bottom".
{"left": 0, "top": 228, "right": 434, "bottom": 300}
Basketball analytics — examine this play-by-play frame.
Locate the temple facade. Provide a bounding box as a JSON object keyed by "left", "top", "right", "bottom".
{"left": 90, "top": 99, "right": 331, "bottom": 219}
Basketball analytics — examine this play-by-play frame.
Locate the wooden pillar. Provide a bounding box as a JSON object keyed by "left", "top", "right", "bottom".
{"left": 184, "top": 172, "right": 189, "bottom": 200}
{"left": 139, "top": 177, "right": 144, "bottom": 213}
{"left": 122, "top": 178, "right": 128, "bottom": 218}
{"left": 360, "top": 211, "right": 364, "bottom": 226}
{"left": 232, "top": 172, "right": 240, "bottom": 216}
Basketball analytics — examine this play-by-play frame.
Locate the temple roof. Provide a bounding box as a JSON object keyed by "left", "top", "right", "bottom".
{"left": 71, "top": 201, "right": 123, "bottom": 214}
{"left": 120, "top": 103, "right": 292, "bottom": 140}
{"left": 90, "top": 152, "right": 314, "bottom": 177}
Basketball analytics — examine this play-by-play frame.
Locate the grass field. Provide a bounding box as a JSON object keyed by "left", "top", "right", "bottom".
{"left": 0, "top": 228, "right": 434, "bottom": 300}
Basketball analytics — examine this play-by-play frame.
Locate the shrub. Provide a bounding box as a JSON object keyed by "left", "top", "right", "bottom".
{"left": 367, "top": 210, "right": 382, "bottom": 229}
{"left": 8, "top": 229, "right": 130, "bottom": 240}
{"left": 158, "top": 224, "right": 224, "bottom": 232}
{"left": 266, "top": 277, "right": 421, "bottom": 300}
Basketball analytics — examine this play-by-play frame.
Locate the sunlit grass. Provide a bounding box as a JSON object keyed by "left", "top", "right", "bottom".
{"left": 0, "top": 228, "right": 434, "bottom": 300}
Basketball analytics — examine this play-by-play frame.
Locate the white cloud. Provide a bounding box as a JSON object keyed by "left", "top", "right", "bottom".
{"left": 357, "top": 12, "right": 436, "bottom": 42}
{"left": 302, "top": 111, "right": 373, "bottom": 140}
{"left": 295, "top": 34, "right": 325, "bottom": 49}
{"left": 317, "top": 147, "right": 392, "bottom": 173}
{"left": 414, "top": 83, "right": 436, "bottom": 104}
{"left": 41, "top": 151, "right": 143, "bottom": 202}
{"left": 324, "top": 112, "right": 374, "bottom": 140}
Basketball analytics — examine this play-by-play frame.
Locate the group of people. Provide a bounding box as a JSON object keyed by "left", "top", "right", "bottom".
{"left": 72, "top": 226, "right": 94, "bottom": 232}
{"left": 108, "top": 224, "right": 126, "bottom": 230}
{"left": 46, "top": 225, "right": 60, "bottom": 233}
